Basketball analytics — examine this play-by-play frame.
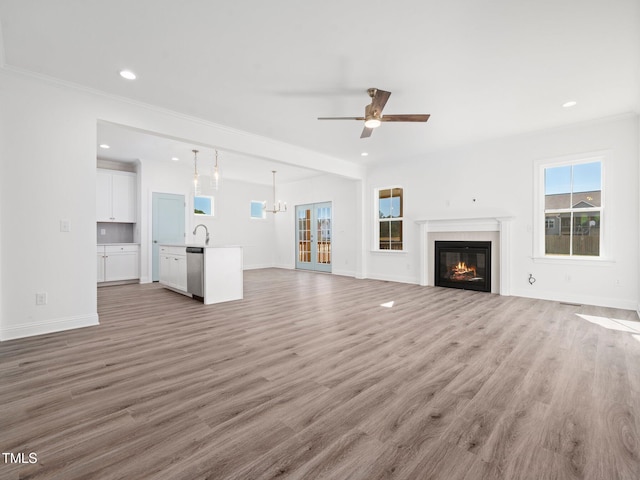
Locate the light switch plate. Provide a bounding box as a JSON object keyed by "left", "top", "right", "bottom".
{"left": 60, "top": 220, "right": 71, "bottom": 232}
{"left": 36, "top": 292, "right": 47, "bottom": 305}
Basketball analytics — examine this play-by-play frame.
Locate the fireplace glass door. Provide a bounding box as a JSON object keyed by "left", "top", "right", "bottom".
{"left": 435, "top": 241, "right": 491, "bottom": 292}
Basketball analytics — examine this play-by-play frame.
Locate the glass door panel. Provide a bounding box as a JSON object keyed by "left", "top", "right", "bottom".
{"left": 296, "top": 202, "right": 331, "bottom": 272}
{"left": 315, "top": 204, "right": 331, "bottom": 271}
{"left": 296, "top": 207, "right": 312, "bottom": 268}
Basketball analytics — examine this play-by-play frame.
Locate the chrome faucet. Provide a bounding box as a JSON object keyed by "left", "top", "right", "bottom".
{"left": 193, "top": 224, "right": 210, "bottom": 245}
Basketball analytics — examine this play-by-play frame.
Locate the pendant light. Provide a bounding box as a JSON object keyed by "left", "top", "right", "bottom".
{"left": 192, "top": 149, "right": 200, "bottom": 195}
{"left": 264, "top": 170, "right": 287, "bottom": 214}
{"left": 212, "top": 149, "right": 220, "bottom": 190}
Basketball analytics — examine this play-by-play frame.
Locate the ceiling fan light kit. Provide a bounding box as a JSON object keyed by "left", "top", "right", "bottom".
{"left": 318, "top": 87, "right": 430, "bottom": 138}
{"left": 364, "top": 118, "right": 381, "bottom": 129}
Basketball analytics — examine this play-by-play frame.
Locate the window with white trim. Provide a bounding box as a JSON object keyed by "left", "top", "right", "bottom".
{"left": 250, "top": 200, "right": 266, "bottom": 219}
{"left": 194, "top": 195, "right": 214, "bottom": 216}
{"left": 543, "top": 160, "right": 602, "bottom": 257}
{"left": 376, "top": 187, "right": 404, "bottom": 250}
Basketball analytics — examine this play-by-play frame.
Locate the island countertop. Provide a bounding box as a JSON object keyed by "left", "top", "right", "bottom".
{"left": 159, "top": 243, "right": 242, "bottom": 249}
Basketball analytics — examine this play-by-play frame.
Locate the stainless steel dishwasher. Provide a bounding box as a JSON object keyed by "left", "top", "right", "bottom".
{"left": 186, "top": 247, "right": 204, "bottom": 298}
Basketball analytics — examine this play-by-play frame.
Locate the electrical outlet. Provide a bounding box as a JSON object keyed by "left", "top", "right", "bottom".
{"left": 60, "top": 220, "right": 71, "bottom": 232}
{"left": 100, "top": 228, "right": 106, "bottom": 235}
{"left": 36, "top": 292, "right": 47, "bottom": 305}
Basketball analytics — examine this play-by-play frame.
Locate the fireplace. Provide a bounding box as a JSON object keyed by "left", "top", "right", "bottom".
{"left": 435, "top": 241, "right": 491, "bottom": 292}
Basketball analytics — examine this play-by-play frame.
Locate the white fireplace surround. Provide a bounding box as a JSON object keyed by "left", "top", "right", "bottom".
{"left": 416, "top": 213, "right": 514, "bottom": 295}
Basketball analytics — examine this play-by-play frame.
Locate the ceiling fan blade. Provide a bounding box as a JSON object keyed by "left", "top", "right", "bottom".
{"left": 380, "top": 114, "right": 430, "bottom": 122}
{"left": 317, "top": 117, "right": 365, "bottom": 121}
{"left": 360, "top": 126, "right": 374, "bottom": 138}
{"left": 370, "top": 89, "right": 391, "bottom": 115}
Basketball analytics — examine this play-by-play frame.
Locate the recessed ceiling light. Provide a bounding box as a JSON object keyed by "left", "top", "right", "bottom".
{"left": 361, "top": 152, "right": 369, "bottom": 157}
{"left": 99, "top": 144, "right": 110, "bottom": 149}
{"left": 562, "top": 100, "right": 577, "bottom": 108}
{"left": 171, "top": 157, "right": 179, "bottom": 161}
{"left": 119, "top": 70, "right": 137, "bottom": 80}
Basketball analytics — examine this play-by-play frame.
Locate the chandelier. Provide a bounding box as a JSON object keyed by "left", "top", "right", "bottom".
{"left": 264, "top": 170, "right": 287, "bottom": 214}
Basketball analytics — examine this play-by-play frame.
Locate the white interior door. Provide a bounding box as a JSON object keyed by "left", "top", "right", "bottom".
{"left": 296, "top": 202, "right": 331, "bottom": 273}
{"left": 152, "top": 192, "right": 185, "bottom": 281}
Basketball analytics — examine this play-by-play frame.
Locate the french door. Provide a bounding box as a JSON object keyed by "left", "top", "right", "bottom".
{"left": 295, "top": 202, "right": 332, "bottom": 272}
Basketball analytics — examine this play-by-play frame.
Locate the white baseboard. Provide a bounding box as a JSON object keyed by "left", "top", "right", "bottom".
{"left": 365, "top": 273, "right": 419, "bottom": 285}
{"left": 272, "top": 263, "right": 295, "bottom": 270}
{"left": 243, "top": 263, "right": 277, "bottom": 271}
{"left": 331, "top": 268, "right": 356, "bottom": 278}
{"left": 0, "top": 314, "right": 99, "bottom": 341}
{"left": 510, "top": 287, "right": 638, "bottom": 311}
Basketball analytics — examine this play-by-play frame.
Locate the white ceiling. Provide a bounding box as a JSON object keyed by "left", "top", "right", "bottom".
{"left": 96, "top": 121, "right": 325, "bottom": 185}
{"left": 1, "top": 0, "right": 638, "bottom": 180}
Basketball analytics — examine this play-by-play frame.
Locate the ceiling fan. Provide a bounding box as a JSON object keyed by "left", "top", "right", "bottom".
{"left": 318, "top": 88, "right": 430, "bottom": 138}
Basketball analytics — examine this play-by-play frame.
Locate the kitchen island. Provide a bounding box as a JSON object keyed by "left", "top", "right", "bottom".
{"left": 158, "top": 244, "right": 243, "bottom": 305}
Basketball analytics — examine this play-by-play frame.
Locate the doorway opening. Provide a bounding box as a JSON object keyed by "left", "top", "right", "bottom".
{"left": 152, "top": 192, "right": 185, "bottom": 281}
{"left": 295, "top": 202, "right": 332, "bottom": 273}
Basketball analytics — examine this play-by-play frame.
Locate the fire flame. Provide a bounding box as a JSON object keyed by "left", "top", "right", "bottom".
{"left": 453, "top": 262, "right": 476, "bottom": 276}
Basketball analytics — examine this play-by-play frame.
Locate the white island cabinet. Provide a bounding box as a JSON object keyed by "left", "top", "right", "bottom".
{"left": 159, "top": 244, "right": 243, "bottom": 304}
{"left": 158, "top": 245, "right": 187, "bottom": 292}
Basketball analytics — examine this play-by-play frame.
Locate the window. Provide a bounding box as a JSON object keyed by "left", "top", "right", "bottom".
{"left": 377, "top": 187, "right": 403, "bottom": 250}
{"left": 194, "top": 195, "right": 214, "bottom": 216}
{"left": 543, "top": 160, "right": 602, "bottom": 257}
{"left": 250, "top": 200, "right": 266, "bottom": 219}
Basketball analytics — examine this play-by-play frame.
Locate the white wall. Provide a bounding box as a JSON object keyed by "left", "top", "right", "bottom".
{"left": 273, "top": 174, "right": 362, "bottom": 277}
{"left": 0, "top": 70, "right": 359, "bottom": 340}
{"left": 0, "top": 74, "right": 100, "bottom": 339}
{"left": 366, "top": 114, "right": 639, "bottom": 310}
{"left": 137, "top": 158, "right": 276, "bottom": 281}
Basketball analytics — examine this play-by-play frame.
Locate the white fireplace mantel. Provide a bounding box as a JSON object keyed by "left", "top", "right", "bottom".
{"left": 416, "top": 213, "right": 514, "bottom": 295}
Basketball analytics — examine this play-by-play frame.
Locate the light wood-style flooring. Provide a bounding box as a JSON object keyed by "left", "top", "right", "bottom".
{"left": 1, "top": 268, "right": 640, "bottom": 479}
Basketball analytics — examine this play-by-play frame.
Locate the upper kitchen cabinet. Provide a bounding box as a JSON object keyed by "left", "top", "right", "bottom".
{"left": 97, "top": 168, "right": 137, "bottom": 222}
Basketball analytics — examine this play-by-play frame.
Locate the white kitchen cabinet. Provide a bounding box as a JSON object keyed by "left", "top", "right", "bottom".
{"left": 97, "top": 169, "right": 137, "bottom": 222}
{"left": 158, "top": 245, "right": 187, "bottom": 292}
{"left": 97, "top": 244, "right": 139, "bottom": 283}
